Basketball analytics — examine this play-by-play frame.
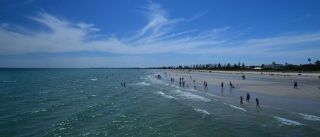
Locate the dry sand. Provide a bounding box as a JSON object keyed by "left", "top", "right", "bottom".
{"left": 164, "top": 69, "right": 320, "bottom": 101}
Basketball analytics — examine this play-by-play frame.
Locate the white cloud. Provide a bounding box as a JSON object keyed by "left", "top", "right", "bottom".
{"left": 0, "top": 1, "right": 319, "bottom": 60}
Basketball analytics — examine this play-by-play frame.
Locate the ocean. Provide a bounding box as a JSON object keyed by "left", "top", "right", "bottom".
{"left": 0, "top": 69, "right": 320, "bottom": 137}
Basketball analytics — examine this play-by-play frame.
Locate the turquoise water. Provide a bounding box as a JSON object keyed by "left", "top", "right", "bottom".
{"left": 0, "top": 69, "right": 320, "bottom": 137}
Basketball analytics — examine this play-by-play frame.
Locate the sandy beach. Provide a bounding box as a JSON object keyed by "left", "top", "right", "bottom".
{"left": 164, "top": 69, "right": 320, "bottom": 101}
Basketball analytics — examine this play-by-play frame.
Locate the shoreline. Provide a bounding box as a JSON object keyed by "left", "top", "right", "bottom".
{"left": 167, "top": 69, "right": 320, "bottom": 77}
{"left": 164, "top": 69, "right": 320, "bottom": 101}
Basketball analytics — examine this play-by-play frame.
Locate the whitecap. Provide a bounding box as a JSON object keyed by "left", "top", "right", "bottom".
{"left": 157, "top": 91, "right": 176, "bottom": 99}
{"left": 136, "top": 82, "right": 151, "bottom": 86}
{"left": 178, "top": 91, "right": 211, "bottom": 102}
{"left": 206, "top": 93, "right": 223, "bottom": 99}
{"left": 172, "top": 89, "right": 182, "bottom": 93}
{"left": 184, "top": 88, "right": 198, "bottom": 92}
{"left": 229, "top": 105, "right": 246, "bottom": 112}
{"left": 172, "top": 85, "right": 181, "bottom": 89}
{"left": 298, "top": 113, "right": 320, "bottom": 121}
{"left": 90, "top": 78, "right": 97, "bottom": 81}
{"left": 32, "top": 108, "right": 47, "bottom": 114}
{"left": 194, "top": 108, "right": 210, "bottom": 115}
{"left": 90, "top": 94, "right": 97, "bottom": 97}
{"left": 274, "top": 116, "right": 304, "bottom": 126}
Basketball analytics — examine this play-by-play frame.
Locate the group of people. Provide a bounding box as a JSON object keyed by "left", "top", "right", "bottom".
{"left": 170, "top": 78, "right": 175, "bottom": 83}
{"left": 240, "top": 92, "right": 260, "bottom": 108}
{"left": 156, "top": 74, "right": 162, "bottom": 80}
{"left": 120, "top": 81, "right": 126, "bottom": 88}
{"left": 165, "top": 72, "right": 261, "bottom": 109}
{"left": 241, "top": 74, "right": 246, "bottom": 80}
{"left": 179, "top": 77, "right": 186, "bottom": 88}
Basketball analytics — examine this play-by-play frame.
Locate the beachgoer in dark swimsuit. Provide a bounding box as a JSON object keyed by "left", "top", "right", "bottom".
{"left": 256, "top": 98, "right": 260, "bottom": 108}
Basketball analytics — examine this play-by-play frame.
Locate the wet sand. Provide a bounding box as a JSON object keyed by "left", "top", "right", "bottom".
{"left": 164, "top": 69, "right": 320, "bottom": 101}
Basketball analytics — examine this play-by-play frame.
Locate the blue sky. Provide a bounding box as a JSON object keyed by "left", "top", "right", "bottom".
{"left": 0, "top": 0, "right": 320, "bottom": 68}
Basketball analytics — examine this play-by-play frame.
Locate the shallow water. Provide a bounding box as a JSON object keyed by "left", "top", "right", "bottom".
{"left": 0, "top": 69, "right": 320, "bottom": 137}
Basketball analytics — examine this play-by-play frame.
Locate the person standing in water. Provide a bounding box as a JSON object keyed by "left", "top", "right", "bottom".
{"left": 246, "top": 92, "right": 250, "bottom": 102}
{"left": 229, "top": 81, "right": 234, "bottom": 88}
{"left": 256, "top": 98, "right": 260, "bottom": 108}
{"left": 221, "top": 82, "right": 224, "bottom": 88}
{"left": 294, "top": 81, "right": 298, "bottom": 89}
{"left": 182, "top": 80, "right": 185, "bottom": 87}
{"left": 206, "top": 82, "right": 208, "bottom": 90}
{"left": 203, "top": 81, "right": 208, "bottom": 90}
{"left": 204, "top": 81, "right": 206, "bottom": 89}
{"left": 240, "top": 96, "right": 243, "bottom": 105}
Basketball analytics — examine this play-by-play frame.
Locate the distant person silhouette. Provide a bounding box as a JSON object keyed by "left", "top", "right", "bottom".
{"left": 240, "top": 96, "right": 243, "bottom": 105}
{"left": 242, "top": 75, "right": 246, "bottom": 80}
{"left": 256, "top": 98, "right": 260, "bottom": 108}
{"left": 294, "top": 81, "right": 298, "bottom": 89}
{"left": 246, "top": 92, "right": 250, "bottom": 102}
{"left": 229, "top": 81, "right": 235, "bottom": 88}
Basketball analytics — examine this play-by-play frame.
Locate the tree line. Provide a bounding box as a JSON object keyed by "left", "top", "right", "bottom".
{"left": 151, "top": 59, "right": 320, "bottom": 71}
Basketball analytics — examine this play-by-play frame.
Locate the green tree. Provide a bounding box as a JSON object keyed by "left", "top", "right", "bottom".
{"left": 315, "top": 60, "right": 320, "bottom": 65}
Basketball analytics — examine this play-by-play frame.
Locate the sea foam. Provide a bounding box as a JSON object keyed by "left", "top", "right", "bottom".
{"left": 274, "top": 116, "right": 304, "bottom": 126}
{"left": 206, "top": 93, "right": 223, "bottom": 99}
{"left": 136, "top": 82, "right": 151, "bottom": 86}
{"left": 229, "top": 105, "right": 246, "bottom": 112}
{"left": 298, "top": 113, "right": 320, "bottom": 121}
{"left": 194, "top": 108, "right": 210, "bottom": 115}
{"left": 157, "top": 91, "right": 176, "bottom": 99}
{"left": 176, "top": 91, "right": 211, "bottom": 102}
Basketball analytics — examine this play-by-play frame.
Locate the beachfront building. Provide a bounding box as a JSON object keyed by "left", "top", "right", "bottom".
{"left": 253, "top": 67, "right": 262, "bottom": 70}
{"left": 263, "top": 61, "right": 284, "bottom": 69}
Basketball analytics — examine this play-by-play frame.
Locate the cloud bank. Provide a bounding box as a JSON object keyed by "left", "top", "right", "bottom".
{"left": 0, "top": 1, "right": 320, "bottom": 67}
